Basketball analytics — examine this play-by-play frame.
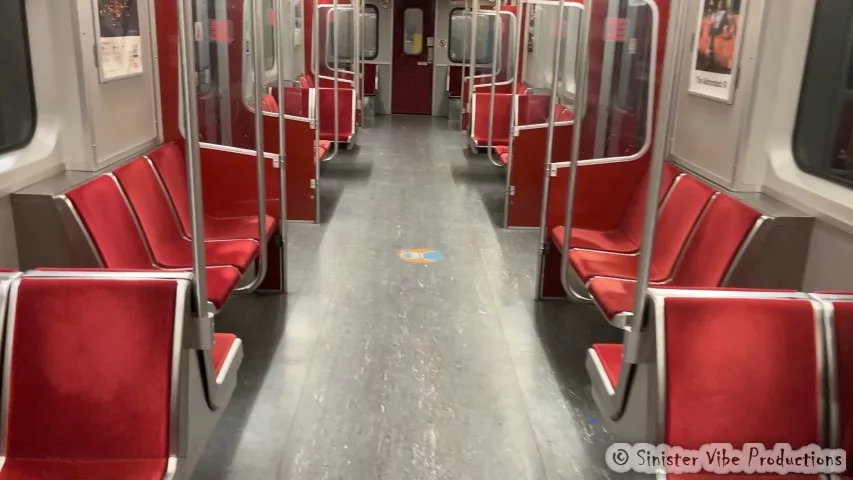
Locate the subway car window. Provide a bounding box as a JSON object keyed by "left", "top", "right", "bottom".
{"left": 264, "top": 0, "right": 276, "bottom": 71}
{"left": 794, "top": 0, "right": 853, "bottom": 188}
{"left": 363, "top": 5, "right": 379, "bottom": 60}
{"left": 326, "top": 8, "right": 355, "bottom": 63}
{"left": 448, "top": 9, "right": 494, "bottom": 65}
{"left": 403, "top": 8, "right": 424, "bottom": 56}
{"left": 0, "top": 0, "right": 36, "bottom": 155}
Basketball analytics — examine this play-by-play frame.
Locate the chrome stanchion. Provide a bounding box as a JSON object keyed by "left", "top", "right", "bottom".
{"left": 533, "top": 0, "right": 567, "bottom": 299}
{"left": 237, "top": 0, "right": 269, "bottom": 293}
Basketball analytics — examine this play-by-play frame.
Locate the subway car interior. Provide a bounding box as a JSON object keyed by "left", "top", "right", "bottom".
{"left": 2, "top": 0, "right": 853, "bottom": 478}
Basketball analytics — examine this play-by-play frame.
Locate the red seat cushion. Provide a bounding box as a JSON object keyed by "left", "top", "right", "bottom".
{"left": 587, "top": 277, "right": 640, "bottom": 319}
{"left": 172, "top": 266, "right": 241, "bottom": 310}
{"left": 204, "top": 215, "right": 277, "bottom": 242}
{"left": 114, "top": 158, "right": 260, "bottom": 272}
{"left": 148, "top": 143, "right": 277, "bottom": 241}
{"left": 591, "top": 344, "right": 622, "bottom": 387}
{"left": 568, "top": 176, "right": 714, "bottom": 283}
{"left": 669, "top": 193, "right": 762, "bottom": 286}
{"left": 0, "top": 459, "right": 167, "bottom": 479}
{"left": 65, "top": 175, "right": 158, "bottom": 269}
{"left": 262, "top": 94, "right": 278, "bottom": 114}
{"left": 552, "top": 226, "right": 636, "bottom": 254}
{"left": 6, "top": 277, "right": 177, "bottom": 467}
{"left": 551, "top": 164, "right": 682, "bottom": 254}
{"left": 664, "top": 297, "right": 820, "bottom": 448}
{"left": 212, "top": 333, "right": 238, "bottom": 375}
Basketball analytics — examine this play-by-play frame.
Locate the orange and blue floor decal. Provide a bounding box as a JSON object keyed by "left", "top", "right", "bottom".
{"left": 398, "top": 249, "right": 444, "bottom": 264}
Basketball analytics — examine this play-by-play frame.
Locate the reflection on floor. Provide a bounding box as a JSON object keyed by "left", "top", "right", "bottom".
{"left": 193, "top": 115, "right": 626, "bottom": 479}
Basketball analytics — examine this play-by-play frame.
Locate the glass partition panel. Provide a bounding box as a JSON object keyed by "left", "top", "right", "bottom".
{"left": 448, "top": 9, "right": 495, "bottom": 65}
{"left": 581, "top": 0, "right": 657, "bottom": 161}
{"left": 523, "top": 3, "right": 584, "bottom": 92}
{"left": 363, "top": 5, "right": 379, "bottom": 59}
{"left": 325, "top": 6, "right": 356, "bottom": 64}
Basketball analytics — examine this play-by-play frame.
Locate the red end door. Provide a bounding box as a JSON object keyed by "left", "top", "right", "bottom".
{"left": 391, "top": 0, "right": 434, "bottom": 114}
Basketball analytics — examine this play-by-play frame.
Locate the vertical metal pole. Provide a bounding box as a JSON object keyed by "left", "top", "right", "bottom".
{"left": 533, "top": 0, "right": 566, "bottom": 299}
{"left": 177, "top": 0, "right": 211, "bottom": 331}
{"left": 558, "top": 1, "right": 591, "bottom": 298}
{"left": 503, "top": 0, "right": 522, "bottom": 227}
{"left": 276, "top": 0, "right": 289, "bottom": 291}
{"left": 624, "top": 0, "right": 683, "bottom": 364}
{"left": 354, "top": 0, "right": 361, "bottom": 132}
{"left": 360, "top": 0, "right": 366, "bottom": 107}
{"left": 467, "top": 0, "right": 479, "bottom": 124}
{"left": 458, "top": 0, "right": 470, "bottom": 126}
{"left": 485, "top": 4, "right": 503, "bottom": 167}
{"left": 323, "top": 1, "right": 341, "bottom": 161}
{"left": 238, "top": 0, "right": 269, "bottom": 292}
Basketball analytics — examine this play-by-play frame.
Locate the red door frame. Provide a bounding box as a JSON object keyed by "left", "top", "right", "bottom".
{"left": 391, "top": 0, "right": 434, "bottom": 114}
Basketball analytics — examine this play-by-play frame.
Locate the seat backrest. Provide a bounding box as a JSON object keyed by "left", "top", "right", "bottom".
{"left": 818, "top": 295, "right": 853, "bottom": 456}
{"left": 670, "top": 192, "right": 762, "bottom": 286}
{"left": 262, "top": 93, "right": 279, "bottom": 114}
{"left": 299, "top": 75, "right": 314, "bottom": 88}
{"left": 661, "top": 294, "right": 821, "bottom": 448}
{"left": 647, "top": 175, "right": 715, "bottom": 279}
{"left": 114, "top": 157, "right": 186, "bottom": 256}
{"left": 3, "top": 273, "right": 183, "bottom": 462}
{"left": 64, "top": 176, "right": 154, "bottom": 269}
{"left": 621, "top": 163, "right": 682, "bottom": 246}
{"left": 148, "top": 143, "right": 192, "bottom": 236}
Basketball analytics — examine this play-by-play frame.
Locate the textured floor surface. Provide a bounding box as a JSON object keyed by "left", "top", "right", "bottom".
{"left": 192, "top": 116, "right": 629, "bottom": 479}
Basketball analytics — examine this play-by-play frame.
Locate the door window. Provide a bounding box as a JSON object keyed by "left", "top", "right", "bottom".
{"left": 403, "top": 8, "right": 424, "bottom": 56}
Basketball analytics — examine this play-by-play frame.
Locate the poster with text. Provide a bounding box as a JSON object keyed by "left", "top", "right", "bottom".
{"left": 96, "top": 0, "right": 143, "bottom": 82}
{"left": 688, "top": 0, "right": 744, "bottom": 103}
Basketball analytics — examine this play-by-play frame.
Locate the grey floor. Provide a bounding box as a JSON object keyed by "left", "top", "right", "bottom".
{"left": 193, "top": 116, "right": 626, "bottom": 479}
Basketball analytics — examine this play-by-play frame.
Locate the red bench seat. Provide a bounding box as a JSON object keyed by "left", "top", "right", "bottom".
{"left": 114, "top": 160, "right": 259, "bottom": 273}
{"left": 587, "top": 192, "right": 763, "bottom": 322}
{"left": 568, "top": 176, "right": 714, "bottom": 283}
{"left": 147, "top": 143, "right": 277, "bottom": 243}
{"left": 63, "top": 176, "right": 241, "bottom": 309}
{"left": 552, "top": 163, "right": 681, "bottom": 253}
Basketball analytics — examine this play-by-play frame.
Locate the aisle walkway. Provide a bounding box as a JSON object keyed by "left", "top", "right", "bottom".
{"left": 193, "top": 116, "right": 623, "bottom": 479}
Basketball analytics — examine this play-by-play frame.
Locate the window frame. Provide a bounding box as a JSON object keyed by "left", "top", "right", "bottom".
{"left": 0, "top": 0, "right": 37, "bottom": 156}
{"left": 792, "top": 0, "right": 853, "bottom": 190}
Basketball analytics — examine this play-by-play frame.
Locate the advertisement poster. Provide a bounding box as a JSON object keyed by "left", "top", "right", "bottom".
{"left": 688, "top": 0, "right": 744, "bottom": 103}
{"left": 96, "top": 0, "right": 143, "bottom": 82}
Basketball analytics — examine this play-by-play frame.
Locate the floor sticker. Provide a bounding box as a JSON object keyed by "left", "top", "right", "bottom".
{"left": 399, "top": 249, "right": 444, "bottom": 264}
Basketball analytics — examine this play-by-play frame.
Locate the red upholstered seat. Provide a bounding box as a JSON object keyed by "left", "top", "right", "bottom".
{"left": 494, "top": 146, "right": 509, "bottom": 165}
{"left": 824, "top": 297, "right": 853, "bottom": 459}
{"left": 316, "top": 140, "right": 331, "bottom": 158}
{"left": 114, "top": 159, "right": 259, "bottom": 272}
{"left": 174, "top": 266, "right": 240, "bottom": 310}
{"left": 64, "top": 176, "right": 241, "bottom": 309}
{"left": 587, "top": 193, "right": 763, "bottom": 321}
{"left": 591, "top": 343, "right": 622, "bottom": 387}
{"left": 588, "top": 277, "right": 639, "bottom": 319}
{"left": 0, "top": 276, "right": 179, "bottom": 479}
{"left": 663, "top": 296, "right": 820, "bottom": 449}
{"left": 262, "top": 94, "right": 278, "bottom": 113}
{"left": 471, "top": 93, "right": 512, "bottom": 147}
{"left": 0, "top": 459, "right": 167, "bottom": 480}
{"left": 212, "top": 333, "right": 238, "bottom": 375}
{"left": 147, "top": 143, "right": 277, "bottom": 242}
{"left": 568, "top": 176, "right": 714, "bottom": 282}
{"left": 552, "top": 163, "right": 681, "bottom": 253}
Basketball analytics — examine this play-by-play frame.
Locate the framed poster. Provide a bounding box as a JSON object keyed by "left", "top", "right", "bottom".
{"left": 688, "top": 0, "right": 745, "bottom": 104}
{"left": 95, "top": 0, "right": 143, "bottom": 83}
